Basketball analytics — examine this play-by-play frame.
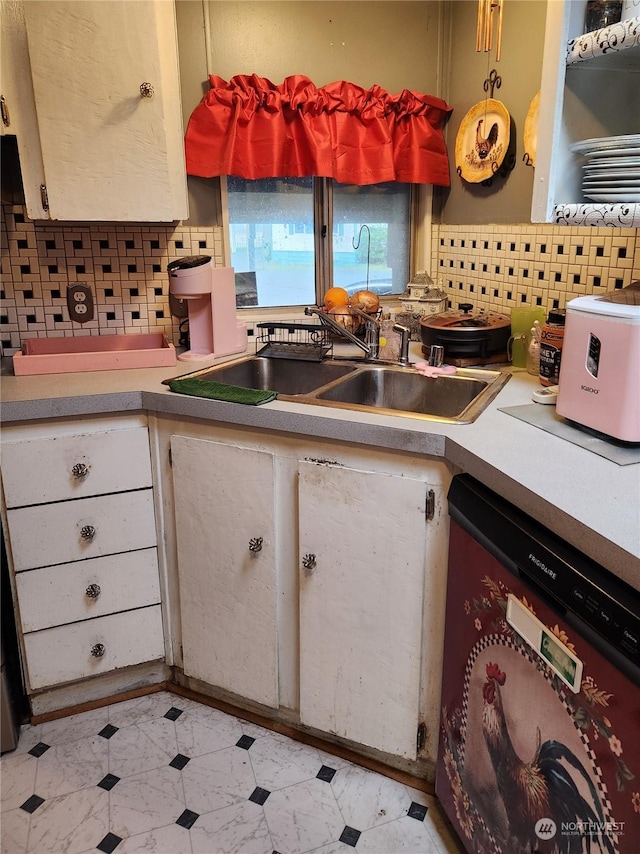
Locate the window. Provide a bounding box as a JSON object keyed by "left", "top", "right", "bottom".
{"left": 227, "top": 177, "right": 412, "bottom": 308}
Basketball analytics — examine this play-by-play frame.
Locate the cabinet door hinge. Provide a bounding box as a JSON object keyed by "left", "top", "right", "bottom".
{"left": 417, "top": 722, "right": 427, "bottom": 753}
{"left": 1, "top": 96, "right": 10, "bottom": 127}
{"left": 168, "top": 447, "right": 173, "bottom": 467}
{"left": 40, "top": 184, "right": 49, "bottom": 211}
{"left": 425, "top": 489, "right": 435, "bottom": 521}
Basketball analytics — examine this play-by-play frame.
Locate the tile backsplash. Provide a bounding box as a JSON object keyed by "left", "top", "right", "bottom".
{"left": 1, "top": 202, "right": 638, "bottom": 353}
{"left": 0, "top": 204, "right": 225, "bottom": 353}
{"left": 431, "top": 224, "right": 639, "bottom": 316}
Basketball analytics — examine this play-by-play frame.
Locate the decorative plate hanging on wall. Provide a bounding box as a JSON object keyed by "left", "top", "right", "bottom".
{"left": 455, "top": 98, "right": 510, "bottom": 183}
{"left": 523, "top": 91, "right": 540, "bottom": 167}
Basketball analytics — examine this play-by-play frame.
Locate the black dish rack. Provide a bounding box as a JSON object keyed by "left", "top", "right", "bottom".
{"left": 255, "top": 321, "right": 333, "bottom": 361}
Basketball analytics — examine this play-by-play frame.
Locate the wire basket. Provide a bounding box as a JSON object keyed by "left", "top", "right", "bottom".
{"left": 255, "top": 322, "right": 333, "bottom": 361}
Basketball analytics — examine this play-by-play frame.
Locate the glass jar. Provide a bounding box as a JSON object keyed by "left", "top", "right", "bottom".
{"left": 584, "top": 0, "right": 623, "bottom": 32}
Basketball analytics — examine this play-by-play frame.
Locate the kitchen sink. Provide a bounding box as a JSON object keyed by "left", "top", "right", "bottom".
{"left": 186, "top": 355, "right": 358, "bottom": 396}
{"left": 315, "top": 366, "right": 494, "bottom": 420}
{"left": 173, "top": 356, "right": 510, "bottom": 424}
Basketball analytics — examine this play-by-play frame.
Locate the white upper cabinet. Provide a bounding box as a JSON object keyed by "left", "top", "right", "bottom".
{"left": 6, "top": 0, "right": 188, "bottom": 221}
{"left": 532, "top": 0, "right": 640, "bottom": 227}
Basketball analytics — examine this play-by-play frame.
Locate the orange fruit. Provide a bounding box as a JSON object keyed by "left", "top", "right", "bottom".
{"left": 323, "top": 287, "right": 349, "bottom": 309}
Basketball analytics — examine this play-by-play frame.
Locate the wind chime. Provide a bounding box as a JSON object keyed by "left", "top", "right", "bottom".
{"left": 455, "top": 0, "right": 514, "bottom": 185}
{"left": 476, "top": 0, "right": 504, "bottom": 60}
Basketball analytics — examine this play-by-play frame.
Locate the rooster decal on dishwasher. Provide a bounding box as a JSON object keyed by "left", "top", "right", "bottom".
{"left": 481, "top": 661, "right": 615, "bottom": 853}
{"left": 475, "top": 119, "right": 499, "bottom": 159}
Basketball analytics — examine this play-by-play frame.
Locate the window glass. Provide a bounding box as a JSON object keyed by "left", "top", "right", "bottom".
{"left": 332, "top": 182, "right": 411, "bottom": 298}
{"left": 227, "top": 177, "right": 411, "bottom": 307}
{"left": 227, "top": 176, "right": 316, "bottom": 308}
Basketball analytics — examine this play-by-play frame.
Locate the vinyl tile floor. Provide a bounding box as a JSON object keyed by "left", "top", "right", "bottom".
{"left": 1, "top": 690, "right": 463, "bottom": 854}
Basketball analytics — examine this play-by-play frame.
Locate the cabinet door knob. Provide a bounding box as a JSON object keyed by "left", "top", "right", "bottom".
{"left": 139, "top": 82, "right": 154, "bottom": 98}
{"left": 90, "top": 643, "right": 105, "bottom": 658}
{"left": 85, "top": 583, "right": 101, "bottom": 599}
{"left": 302, "top": 553, "right": 317, "bottom": 571}
{"left": 248, "top": 537, "right": 263, "bottom": 552}
{"left": 72, "top": 462, "right": 89, "bottom": 479}
{"left": 80, "top": 524, "right": 96, "bottom": 541}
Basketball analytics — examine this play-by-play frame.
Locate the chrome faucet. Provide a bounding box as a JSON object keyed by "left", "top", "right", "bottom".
{"left": 305, "top": 306, "right": 410, "bottom": 365}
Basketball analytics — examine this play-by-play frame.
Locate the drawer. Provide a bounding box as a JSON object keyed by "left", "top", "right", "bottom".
{"left": 16, "top": 549, "right": 161, "bottom": 632}
{"left": 8, "top": 490, "right": 157, "bottom": 571}
{"left": 23, "top": 605, "right": 165, "bottom": 691}
{"left": 1, "top": 427, "right": 152, "bottom": 508}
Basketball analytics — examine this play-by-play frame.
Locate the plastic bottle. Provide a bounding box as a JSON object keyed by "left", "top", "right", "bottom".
{"left": 539, "top": 309, "right": 566, "bottom": 387}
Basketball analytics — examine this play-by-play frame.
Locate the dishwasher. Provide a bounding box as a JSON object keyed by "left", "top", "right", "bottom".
{"left": 436, "top": 474, "right": 639, "bottom": 854}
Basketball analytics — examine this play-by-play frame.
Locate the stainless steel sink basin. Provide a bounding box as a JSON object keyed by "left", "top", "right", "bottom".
{"left": 183, "top": 355, "right": 358, "bottom": 396}
{"left": 171, "top": 356, "right": 510, "bottom": 424}
{"left": 316, "top": 366, "right": 493, "bottom": 419}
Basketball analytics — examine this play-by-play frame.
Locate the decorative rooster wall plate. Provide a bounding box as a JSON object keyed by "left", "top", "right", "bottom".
{"left": 455, "top": 98, "right": 510, "bottom": 182}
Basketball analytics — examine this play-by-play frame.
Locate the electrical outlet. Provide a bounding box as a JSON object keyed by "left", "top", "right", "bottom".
{"left": 67, "top": 284, "right": 95, "bottom": 324}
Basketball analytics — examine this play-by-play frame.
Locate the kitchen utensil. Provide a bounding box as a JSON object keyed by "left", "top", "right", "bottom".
{"left": 556, "top": 282, "right": 640, "bottom": 442}
{"left": 420, "top": 304, "right": 511, "bottom": 363}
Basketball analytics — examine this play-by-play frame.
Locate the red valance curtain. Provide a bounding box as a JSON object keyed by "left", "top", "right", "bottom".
{"left": 185, "top": 74, "right": 453, "bottom": 186}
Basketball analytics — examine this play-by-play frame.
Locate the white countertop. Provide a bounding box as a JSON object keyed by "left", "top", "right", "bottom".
{"left": 2, "top": 349, "right": 639, "bottom": 588}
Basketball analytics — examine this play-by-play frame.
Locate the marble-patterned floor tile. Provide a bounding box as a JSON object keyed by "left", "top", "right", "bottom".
{"left": 190, "top": 799, "right": 273, "bottom": 854}
{"left": 115, "top": 820, "right": 193, "bottom": 853}
{"left": 263, "top": 777, "right": 344, "bottom": 854}
{"left": 37, "top": 707, "right": 109, "bottom": 746}
{"left": 108, "top": 691, "right": 179, "bottom": 728}
{"left": 238, "top": 718, "right": 276, "bottom": 741}
{"left": 0, "top": 752, "right": 38, "bottom": 812}
{"left": 25, "top": 787, "right": 109, "bottom": 854}
{"left": 0, "top": 806, "right": 30, "bottom": 854}
{"left": 34, "top": 735, "right": 108, "bottom": 799}
{"left": 109, "top": 765, "right": 186, "bottom": 838}
{"left": 248, "top": 731, "right": 327, "bottom": 791}
{"left": 175, "top": 705, "right": 244, "bottom": 757}
{"left": 355, "top": 814, "right": 440, "bottom": 853}
{"left": 181, "top": 744, "right": 257, "bottom": 815}
{"left": 108, "top": 716, "right": 178, "bottom": 778}
{"left": 331, "top": 763, "right": 413, "bottom": 831}
{"left": 9, "top": 723, "right": 43, "bottom": 757}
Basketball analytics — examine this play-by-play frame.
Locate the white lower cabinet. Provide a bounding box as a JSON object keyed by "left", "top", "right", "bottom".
{"left": 171, "top": 435, "right": 279, "bottom": 708}
{"left": 165, "top": 423, "right": 449, "bottom": 766}
{"left": 16, "top": 549, "right": 161, "bottom": 633}
{"left": 23, "top": 607, "right": 165, "bottom": 691}
{"left": 8, "top": 490, "right": 158, "bottom": 571}
{"left": 298, "top": 461, "right": 428, "bottom": 760}
{"left": 1, "top": 417, "right": 166, "bottom": 698}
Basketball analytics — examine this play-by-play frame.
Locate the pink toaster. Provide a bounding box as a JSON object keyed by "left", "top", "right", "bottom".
{"left": 556, "top": 282, "right": 640, "bottom": 443}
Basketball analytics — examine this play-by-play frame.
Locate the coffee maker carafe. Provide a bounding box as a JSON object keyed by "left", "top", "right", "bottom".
{"left": 168, "top": 256, "right": 247, "bottom": 362}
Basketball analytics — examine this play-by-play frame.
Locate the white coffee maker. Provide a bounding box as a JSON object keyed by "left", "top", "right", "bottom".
{"left": 168, "top": 256, "right": 247, "bottom": 362}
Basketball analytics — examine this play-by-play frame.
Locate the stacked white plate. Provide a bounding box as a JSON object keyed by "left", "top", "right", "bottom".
{"left": 570, "top": 134, "right": 640, "bottom": 203}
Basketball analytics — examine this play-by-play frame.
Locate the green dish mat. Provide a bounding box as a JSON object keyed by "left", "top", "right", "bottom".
{"left": 168, "top": 377, "right": 277, "bottom": 405}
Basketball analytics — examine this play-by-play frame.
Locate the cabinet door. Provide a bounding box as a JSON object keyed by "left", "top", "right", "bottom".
{"left": 171, "top": 436, "right": 278, "bottom": 708}
{"left": 21, "top": 0, "right": 187, "bottom": 221}
{"left": 299, "top": 461, "right": 427, "bottom": 760}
